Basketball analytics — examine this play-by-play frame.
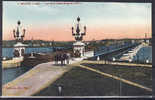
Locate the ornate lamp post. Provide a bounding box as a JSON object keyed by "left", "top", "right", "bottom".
{"left": 72, "top": 16, "right": 86, "bottom": 41}
{"left": 72, "top": 16, "right": 86, "bottom": 57}
{"left": 13, "top": 20, "right": 27, "bottom": 58}
{"left": 13, "top": 20, "right": 26, "bottom": 42}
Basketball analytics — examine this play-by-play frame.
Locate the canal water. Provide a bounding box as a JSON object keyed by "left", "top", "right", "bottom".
{"left": 2, "top": 47, "right": 56, "bottom": 85}
{"left": 2, "top": 47, "right": 54, "bottom": 58}
{"left": 132, "top": 46, "right": 152, "bottom": 63}
{"left": 2, "top": 66, "right": 34, "bottom": 85}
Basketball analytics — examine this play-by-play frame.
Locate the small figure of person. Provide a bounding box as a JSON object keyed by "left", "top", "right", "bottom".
{"left": 55, "top": 54, "right": 58, "bottom": 65}
{"left": 58, "top": 85, "right": 62, "bottom": 96}
{"left": 54, "top": 55, "right": 57, "bottom": 65}
{"left": 97, "top": 56, "right": 100, "bottom": 61}
{"left": 66, "top": 53, "right": 70, "bottom": 64}
{"left": 58, "top": 54, "right": 61, "bottom": 65}
{"left": 63, "top": 53, "right": 67, "bottom": 65}
{"left": 105, "top": 56, "right": 107, "bottom": 64}
{"left": 60, "top": 53, "right": 63, "bottom": 66}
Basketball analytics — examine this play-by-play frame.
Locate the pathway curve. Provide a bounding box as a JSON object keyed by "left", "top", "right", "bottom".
{"left": 2, "top": 59, "right": 82, "bottom": 96}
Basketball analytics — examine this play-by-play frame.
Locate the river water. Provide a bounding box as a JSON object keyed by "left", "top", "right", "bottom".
{"left": 2, "top": 47, "right": 55, "bottom": 85}
{"left": 132, "top": 46, "right": 152, "bottom": 63}
{"left": 2, "top": 47, "right": 54, "bottom": 58}
{"left": 2, "top": 66, "right": 34, "bottom": 85}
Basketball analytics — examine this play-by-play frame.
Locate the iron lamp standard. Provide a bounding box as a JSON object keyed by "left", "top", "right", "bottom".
{"left": 13, "top": 20, "right": 27, "bottom": 58}
{"left": 72, "top": 16, "right": 87, "bottom": 57}
{"left": 13, "top": 20, "right": 26, "bottom": 42}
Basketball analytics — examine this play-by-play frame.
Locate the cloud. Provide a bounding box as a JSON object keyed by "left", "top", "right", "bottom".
{"left": 20, "top": 2, "right": 60, "bottom": 16}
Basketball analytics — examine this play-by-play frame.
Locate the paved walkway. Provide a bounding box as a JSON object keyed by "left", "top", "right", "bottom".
{"left": 82, "top": 60, "right": 152, "bottom": 68}
{"left": 2, "top": 58, "right": 82, "bottom": 96}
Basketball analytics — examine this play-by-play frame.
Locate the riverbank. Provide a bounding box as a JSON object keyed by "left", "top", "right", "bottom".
{"left": 2, "top": 57, "right": 23, "bottom": 69}
{"left": 93, "top": 43, "right": 152, "bottom": 64}
{"left": 2, "top": 52, "right": 52, "bottom": 69}
{"left": 119, "top": 43, "right": 144, "bottom": 62}
{"left": 118, "top": 44, "right": 152, "bottom": 63}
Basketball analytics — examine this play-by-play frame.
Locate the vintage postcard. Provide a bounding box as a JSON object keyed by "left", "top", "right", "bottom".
{"left": 2, "top": 1, "right": 152, "bottom": 97}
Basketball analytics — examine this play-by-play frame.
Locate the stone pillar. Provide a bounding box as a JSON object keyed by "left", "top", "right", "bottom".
{"left": 73, "top": 41, "right": 85, "bottom": 57}
{"left": 13, "top": 42, "right": 26, "bottom": 58}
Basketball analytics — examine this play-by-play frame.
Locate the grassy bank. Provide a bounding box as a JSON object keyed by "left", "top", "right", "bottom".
{"left": 82, "top": 63, "right": 152, "bottom": 89}
{"left": 34, "top": 65, "right": 152, "bottom": 96}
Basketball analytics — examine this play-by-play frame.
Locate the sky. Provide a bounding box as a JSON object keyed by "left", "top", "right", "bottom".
{"left": 3, "top": 1, "right": 152, "bottom": 41}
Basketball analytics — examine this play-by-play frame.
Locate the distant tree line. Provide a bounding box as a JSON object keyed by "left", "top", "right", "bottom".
{"left": 2, "top": 40, "right": 74, "bottom": 48}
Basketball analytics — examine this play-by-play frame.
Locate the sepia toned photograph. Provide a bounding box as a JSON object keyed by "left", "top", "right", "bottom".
{"left": 2, "top": 1, "right": 152, "bottom": 97}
